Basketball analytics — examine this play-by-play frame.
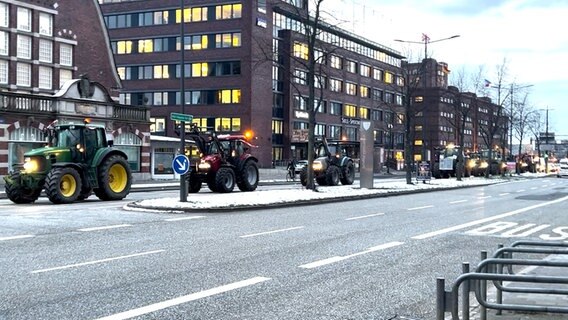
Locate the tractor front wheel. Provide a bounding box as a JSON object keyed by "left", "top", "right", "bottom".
{"left": 94, "top": 155, "right": 132, "bottom": 201}
{"left": 326, "top": 165, "right": 341, "bottom": 186}
{"left": 214, "top": 167, "right": 235, "bottom": 193}
{"left": 5, "top": 171, "right": 42, "bottom": 204}
{"left": 187, "top": 174, "right": 202, "bottom": 193}
{"left": 45, "top": 167, "right": 82, "bottom": 204}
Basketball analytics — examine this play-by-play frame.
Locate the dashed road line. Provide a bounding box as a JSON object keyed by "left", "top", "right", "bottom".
{"left": 0, "top": 234, "right": 35, "bottom": 241}
{"left": 449, "top": 200, "right": 467, "bottom": 204}
{"left": 517, "top": 189, "right": 525, "bottom": 193}
{"left": 345, "top": 213, "right": 384, "bottom": 220}
{"left": 94, "top": 276, "right": 271, "bottom": 320}
{"left": 407, "top": 205, "right": 434, "bottom": 211}
{"left": 239, "top": 226, "right": 304, "bottom": 238}
{"left": 31, "top": 249, "right": 165, "bottom": 274}
{"left": 477, "top": 196, "right": 492, "bottom": 200}
{"left": 164, "top": 216, "right": 205, "bottom": 222}
{"left": 298, "top": 241, "right": 404, "bottom": 269}
{"left": 78, "top": 224, "right": 132, "bottom": 232}
{"left": 499, "top": 193, "right": 510, "bottom": 196}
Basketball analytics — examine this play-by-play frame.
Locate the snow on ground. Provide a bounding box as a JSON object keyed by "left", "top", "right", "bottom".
{"left": 130, "top": 176, "right": 513, "bottom": 210}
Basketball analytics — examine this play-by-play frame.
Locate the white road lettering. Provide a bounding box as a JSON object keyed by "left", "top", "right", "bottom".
{"left": 411, "top": 195, "right": 568, "bottom": 240}
{"left": 78, "top": 224, "right": 132, "bottom": 232}
{"left": 345, "top": 213, "right": 384, "bottom": 220}
{"left": 95, "top": 277, "right": 271, "bottom": 320}
{"left": 540, "top": 227, "right": 568, "bottom": 241}
{"left": 298, "top": 241, "right": 404, "bottom": 269}
{"left": 239, "top": 226, "right": 304, "bottom": 238}
{"left": 31, "top": 250, "right": 165, "bottom": 274}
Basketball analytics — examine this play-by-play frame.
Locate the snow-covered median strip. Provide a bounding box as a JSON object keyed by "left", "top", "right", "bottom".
{"left": 129, "top": 178, "right": 506, "bottom": 211}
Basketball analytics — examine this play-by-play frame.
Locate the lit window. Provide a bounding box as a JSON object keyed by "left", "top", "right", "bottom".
{"left": 293, "top": 42, "right": 309, "bottom": 60}
{"left": 150, "top": 117, "right": 166, "bottom": 132}
{"left": 414, "top": 140, "right": 423, "bottom": 146}
{"left": 192, "top": 62, "right": 208, "bottom": 77}
{"left": 60, "top": 44, "right": 73, "bottom": 66}
{"left": 385, "top": 72, "right": 394, "bottom": 83}
{"left": 343, "top": 104, "right": 357, "bottom": 117}
{"left": 16, "top": 62, "right": 31, "bottom": 87}
{"left": 360, "top": 85, "right": 369, "bottom": 98}
{"left": 39, "top": 13, "right": 52, "bottom": 36}
{"left": 38, "top": 66, "right": 52, "bottom": 89}
{"left": 138, "top": 39, "right": 153, "bottom": 53}
{"left": 17, "top": 7, "right": 31, "bottom": 31}
{"left": 17, "top": 35, "right": 31, "bottom": 59}
{"left": 39, "top": 39, "right": 53, "bottom": 63}
{"left": 360, "top": 107, "right": 369, "bottom": 119}
{"left": 117, "top": 41, "right": 132, "bottom": 54}
{"left": 345, "top": 82, "right": 357, "bottom": 96}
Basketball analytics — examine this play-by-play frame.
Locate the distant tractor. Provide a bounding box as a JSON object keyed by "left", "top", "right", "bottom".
{"left": 432, "top": 144, "right": 471, "bottom": 178}
{"left": 185, "top": 124, "right": 259, "bottom": 193}
{"left": 300, "top": 137, "right": 355, "bottom": 186}
{"left": 4, "top": 120, "right": 132, "bottom": 204}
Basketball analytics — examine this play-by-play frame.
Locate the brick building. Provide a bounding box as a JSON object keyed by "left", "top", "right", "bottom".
{"left": 0, "top": 0, "right": 151, "bottom": 180}
{"left": 99, "top": 0, "right": 407, "bottom": 173}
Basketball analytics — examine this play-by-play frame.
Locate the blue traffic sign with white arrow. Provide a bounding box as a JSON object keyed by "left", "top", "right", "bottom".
{"left": 172, "top": 154, "right": 190, "bottom": 175}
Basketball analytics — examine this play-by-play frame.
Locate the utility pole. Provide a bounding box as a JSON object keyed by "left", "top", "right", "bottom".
{"left": 179, "top": 0, "right": 187, "bottom": 202}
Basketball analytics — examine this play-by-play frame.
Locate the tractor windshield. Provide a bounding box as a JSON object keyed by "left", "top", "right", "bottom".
{"left": 55, "top": 128, "right": 82, "bottom": 148}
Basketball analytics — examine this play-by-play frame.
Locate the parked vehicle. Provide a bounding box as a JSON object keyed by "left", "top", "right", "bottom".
{"left": 295, "top": 160, "right": 308, "bottom": 174}
{"left": 300, "top": 136, "right": 355, "bottom": 186}
{"left": 4, "top": 120, "right": 132, "bottom": 204}
{"left": 185, "top": 124, "right": 259, "bottom": 193}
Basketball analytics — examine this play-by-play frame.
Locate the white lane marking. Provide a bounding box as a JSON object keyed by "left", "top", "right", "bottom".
{"left": 0, "top": 234, "right": 35, "bottom": 241}
{"left": 449, "top": 200, "right": 467, "bottom": 204}
{"left": 345, "top": 213, "right": 384, "bottom": 221}
{"left": 477, "top": 196, "right": 492, "bottom": 200}
{"left": 298, "top": 241, "right": 404, "bottom": 269}
{"left": 95, "top": 276, "right": 271, "bottom": 320}
{"left": 530, "top": 187, "right": 538, "bottom": 190}
{"left": 239, "top": 226, "right": 304, "bottom": 238}
{"left": 499, "top": 193, "right": 510, "bottom": 196}
{"left": 517, "top": 189, "right": 525, "bottom": 193}
{"left": 31, "top": 250, "right": 165, "bottom": 274}
{"left": 412, "top": 195, "right": 568, "bottom": 240}
{"left": 164, "top": 216, "right": 205, "bottom": 222}
{"left": 407, "top": 205, "right": 434, "bottom": 211}
{"left": 78, "top": 224, "right": 132, "bottom": 232}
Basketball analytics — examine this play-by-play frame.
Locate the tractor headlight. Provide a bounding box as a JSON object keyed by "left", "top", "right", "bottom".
{"left": 479, "top": 161, "right": 488, "bottom": 169}
{"left": 197, "top": 160, "right": 211, "bottom": 172}
{"left": 312, "top": 161, "right": 323, "bottom": 171}
{"left": 23, "top": 157, "right": 39, "bottom": 173}
{"left": 467, "top": 160, "right": 476, "bottom": 168}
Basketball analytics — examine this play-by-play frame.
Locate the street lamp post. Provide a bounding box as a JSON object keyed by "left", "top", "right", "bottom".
{"left": 393, "top": 34, "right": 460, "bottom": 162}
{"left": 179, "top": 0, "right": 187, "bottom": 202}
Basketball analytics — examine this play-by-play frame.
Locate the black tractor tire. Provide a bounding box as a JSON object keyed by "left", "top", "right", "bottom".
{"left": 300, "top": 167, "right": 308, "bottom": 186}
{"left": 214, "top": 167, "right": 235, "bottom": 193}
{"left": 45, "top": 167, "right": 82, "bottom": 204}
{"left": 187, "top": 174, "right": 202, "bottom": 193}
{"left": 207, "top": 177, "right": 218, "bottom": 192}
{"left": 237, "top": 161, "right": 259, "bottom": 192}
{"left": 315, "top": 176, "right": 328, "bottom": 186}
{"left": 94, "top": 155, "right": 132, "bottom": 201}
{"left": 340, "top": 161, "right": 356, "bottom": 185}
{"left": 325, "top": 165, "right": 341, "bottom": 186}
{"left": 5, "top": 171, "right": 42, "bottom": 204}
{"left": 78, "top": 187, "right": 93, "bottom": 201}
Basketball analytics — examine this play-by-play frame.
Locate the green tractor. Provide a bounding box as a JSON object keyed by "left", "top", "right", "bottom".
{"left": 4, "top": 120, "right": 132, "bottom": 204}
{"left": 300, "top": 136, "right": 356, "bottom": 186}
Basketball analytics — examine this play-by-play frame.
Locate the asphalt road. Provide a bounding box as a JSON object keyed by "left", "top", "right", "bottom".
{"left": 0, "top": 177, "right": 567, "bottom": 320}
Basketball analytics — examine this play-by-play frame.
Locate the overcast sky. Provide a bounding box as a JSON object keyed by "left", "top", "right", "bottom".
{"left": 322, "top": 0, "right": 568, "bottom": 141}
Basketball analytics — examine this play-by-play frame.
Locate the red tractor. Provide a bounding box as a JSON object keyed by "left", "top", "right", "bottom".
{"left": 185, "top": 124, "right": 259, "bottom": 193}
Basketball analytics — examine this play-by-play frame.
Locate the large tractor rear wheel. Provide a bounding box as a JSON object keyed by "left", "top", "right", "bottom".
{"left": 300, "top": 167, "right": 308, "bottom": 186}
{"left": 94, "top": 155, "right": 132, "bottom": 201}
{"left": 340, "top": 161, "right": 355, "bottom": 185}
{"left": 5, "top": 171, "right": 42, "bottom": 204}
{"left": 214, "top": 167, "right": 235, "bottom": 193}
{"left": 237, "top": 161, "right": 259, "bottom": 192}
{"left": 45, "top": 167, "right": 82, "bottom": 204}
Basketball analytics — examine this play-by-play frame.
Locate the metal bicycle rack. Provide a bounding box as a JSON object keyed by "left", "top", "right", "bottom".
{"left": 436, "top": 240, "right": 568, "bottom": 320}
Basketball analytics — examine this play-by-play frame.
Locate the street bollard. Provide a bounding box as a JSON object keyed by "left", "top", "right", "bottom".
{"left": 462, "top": 262, "right": 470, "bottom": 320}
{"left": 436, "top": 277, "right": 446, "bottom": 320}
{"left": 496, "top": 244, "right": 504, "bottom": 315}
{"left": 480, "top": 250, "right": 488, "bottom": 320}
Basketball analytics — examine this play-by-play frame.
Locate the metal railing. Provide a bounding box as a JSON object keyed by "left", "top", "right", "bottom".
{"left": 436, "top": 240, "right": 568, "bottom": 320}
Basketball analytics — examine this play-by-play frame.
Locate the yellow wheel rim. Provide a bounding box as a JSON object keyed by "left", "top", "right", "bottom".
{"left": 60, "top": 173, "right": 77, "bottom": 197}
{"left": 109, "top": 163, "right": 127, "bottom": 193}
